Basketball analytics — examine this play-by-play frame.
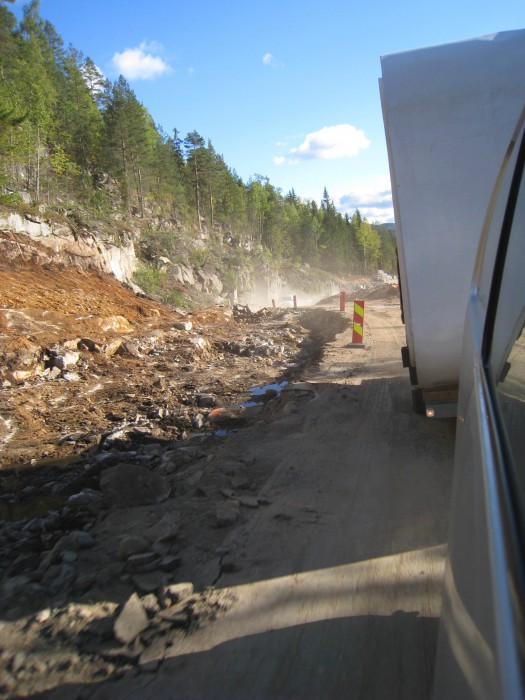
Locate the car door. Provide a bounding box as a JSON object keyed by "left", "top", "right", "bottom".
{"left": 433, "top": 108, "right": 525, "bottom": 700}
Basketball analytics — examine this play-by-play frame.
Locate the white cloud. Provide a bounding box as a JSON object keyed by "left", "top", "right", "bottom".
{"left": 111, "top": 41, "right": 171, "bottom": 80}
{"left": 262, "top": 52, "right": 282, "bottom": 68}
{"left": 276, "top": 124, "right": 370, "bottom": 164}
{"left": 335, "top": 176, "right": 394, "bottom": 224}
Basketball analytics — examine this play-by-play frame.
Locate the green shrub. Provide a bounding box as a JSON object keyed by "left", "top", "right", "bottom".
{"left": 133, "top": 262, "right": 188, "bottom": 309}
{"left": 133, "top": 262, "right": 163, "bottom": 296}
{"left": 89, "top": 190, "right": 112, "bottom": 217}
{"left": 189, "top": 247, "right": 208, "bottom": 269}
{"left": 222, "top": 270, "right": 237, "bottom": 291}
{"left": 138, "top": 228, "right": 181, "bottom": 263}
{"left": 0, "top": 192, "right": 23, "bottom": 206}
{"left": 164, "top": 289, "right": 186, "bottom": 307}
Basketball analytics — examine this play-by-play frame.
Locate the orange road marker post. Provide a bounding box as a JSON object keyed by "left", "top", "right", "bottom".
{"left": 340, "top": 290, "right": 346, "bottom": 311}
{"left": 349, "top": 299, "right": 365, "bottom": 348}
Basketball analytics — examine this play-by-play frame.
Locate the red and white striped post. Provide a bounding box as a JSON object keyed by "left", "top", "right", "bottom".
{"left": 350, "top": 299, "right": 365, "bottom": 347}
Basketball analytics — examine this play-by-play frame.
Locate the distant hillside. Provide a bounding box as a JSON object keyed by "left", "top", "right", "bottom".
{"left": 376, "top": 222, "right": 396, "bottom": 234}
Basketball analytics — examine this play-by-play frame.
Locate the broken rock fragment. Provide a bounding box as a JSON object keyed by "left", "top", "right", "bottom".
{"left": 114, "top": 339, "right": 141, "bottom": 358}
{"left": 144, "top": 514, "right": 180, "bottom": 544}
{"left": 216, "top": 501, "right": 240, "bottom": 527}
{"left": 117, "top": 535, "right": 151, "bottom": 560}
{"left": 114, "top": 593, "right": 149, "bottom": 645}
{"left": 159, "top": 555, "right": 182, "bottom": 572}
{"left": 100, "top": 464, "right": 170, "bottom": 507}
{"left": 98, "top": 315, "right": 134, "bottom": 333}
{"left": 196, "top": 394, "right": 216, "bottom": 408}
{"left": 239, "top": 496, "right": 259, "bottom": 508}
{"left": 139, "top": 636, "right": 168, "bottom": 672}
{"left": 213, "top": 459, "right": 245, "bottom": 476}
{"left": 163, "top": 582, "right": 194, "bottom": 604}
{"left": 77, "top": 337, "right": 101, "bottom": 352}
{"left": 126, "top": 552, "right": 162, "bottom": 573}
{"left": 68, "top": 530, "right": 95, "bottom": 550}
{"left": 104, "top": 338, "right": 124, "bottom": 357}
{"left": 207, "top": 407, "right": 248, "bottom": 428}
{"left": 102, "top": 425, "right": 155, "bottom": 449}
{"left": 44, "top": 348, "right": 80, "bottom": 371}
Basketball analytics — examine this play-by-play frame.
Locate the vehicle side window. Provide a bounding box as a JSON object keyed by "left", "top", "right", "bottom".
{"left": 497, "top": 323, "right": 525, "bottom": 468}
{"left": 490, "top": 150, "right": 525, "bottom": 505}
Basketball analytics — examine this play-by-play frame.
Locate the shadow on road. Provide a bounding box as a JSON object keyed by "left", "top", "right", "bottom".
{"left": 34, "top": 611, "right": 438, "bottom": 699}
{"left": 3, "top": 370, "right": 456, "bottom": 700}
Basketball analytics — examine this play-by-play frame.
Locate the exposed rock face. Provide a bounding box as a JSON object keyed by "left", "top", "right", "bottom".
{"left": 0, "top": 209, "right": 358, "bottom": 308}
{"left": 0, "top": 214, "right": 136, "bottom": 283}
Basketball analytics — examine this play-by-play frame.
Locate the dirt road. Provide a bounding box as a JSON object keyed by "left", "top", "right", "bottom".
{"left": 39, "top": 299, "right": 455, "bottom": 699}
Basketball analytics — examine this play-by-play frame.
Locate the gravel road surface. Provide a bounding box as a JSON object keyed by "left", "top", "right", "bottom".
{"left": 60, "top": 299, "right": 455, "bottom": 700}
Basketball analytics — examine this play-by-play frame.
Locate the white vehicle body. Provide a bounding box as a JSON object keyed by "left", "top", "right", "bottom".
{"left": 277, "top": 294, "right": 295, "bottom": 308}
{"left": 380, "top": 30, "right": 525, "bottom": 414}
{"left": 434, "top": 102, "right": 525, "bottom": 700}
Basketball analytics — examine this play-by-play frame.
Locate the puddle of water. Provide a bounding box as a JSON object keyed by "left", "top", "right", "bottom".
{"left": 250, "top": 381, "right": 288, "bottom": 397}
{"left": 0, "top": 454, "right": 81, "bottom": 521}
{"left": 8, "top": 453, "right": 82, "bottom": 471}
{"left": 0, "top": 495, "right": 66, "bottom": 522}
{"left": 243, "top": 381, "right": 288, "bottom": 407}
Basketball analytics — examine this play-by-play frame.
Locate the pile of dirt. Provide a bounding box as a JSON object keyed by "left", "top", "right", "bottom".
{"left": 364, "top": 284, "right": 400, "bottom": 301}
{"left": 0, "top": 259, "right": 327, "bottom": 469}
{"left": 315, "top": 281, "right": 400, "bottom": 308}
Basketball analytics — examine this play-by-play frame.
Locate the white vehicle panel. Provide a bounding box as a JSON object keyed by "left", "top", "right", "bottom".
{"left": 434, "top": 108, "right": 525, "bottom": 699}
{"left": 380, "top": 30, "right": 525, "bottom": 390}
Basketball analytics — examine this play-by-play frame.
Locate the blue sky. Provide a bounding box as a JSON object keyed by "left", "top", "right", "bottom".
{"left": 13, "top": 0, "right": 525, "bottom": 223}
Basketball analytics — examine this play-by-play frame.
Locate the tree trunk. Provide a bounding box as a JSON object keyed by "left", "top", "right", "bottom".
{"left": 136, "top": 163, "right": 145, "bottom": 218}
{"left": 119, "top": 132, "right": 130, "bottom": 214}
{"left": 35, "top": 126, "right": 40, "bottom": 201}
{"left": 193, "top": 153, "right": 201, "bottom": 231}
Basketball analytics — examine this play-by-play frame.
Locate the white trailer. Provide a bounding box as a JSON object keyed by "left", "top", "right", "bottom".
{"left": 379, "top": 30, "right": 525, "bottom": 415}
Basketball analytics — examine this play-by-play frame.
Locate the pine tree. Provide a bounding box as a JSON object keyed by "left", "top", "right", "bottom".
{"left": 56, "top": 46, "right": 104, "bottom": 191}
{"left": 103, "top": 76, "right": 158, "bottom": 215}
{"left": 0, "top": 0, "right": 18, "bottom": 82}
{"left": 16, "top": 18, "right": 59, "bottom": 199}
{"left": 82, "top": 57, "right": 107, "bottom": 105}
{"left": 218, "top": 168, "right": 246, "bottom": 234}
{"left": 150, "top": 126, "right": 188, "bottom": 219}
{"left": 184, "top": 131, "right": 206, "bottom": 230}
{"left": 355, "top": 219, "right": 380, "bottom": 273}
{"left": 375, "top": 226, "right": 397, "bottom": 273}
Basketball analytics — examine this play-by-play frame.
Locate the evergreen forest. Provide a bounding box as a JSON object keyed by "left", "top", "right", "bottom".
{"left": 0, "top": 0, "right": 397, "bottom": 279}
